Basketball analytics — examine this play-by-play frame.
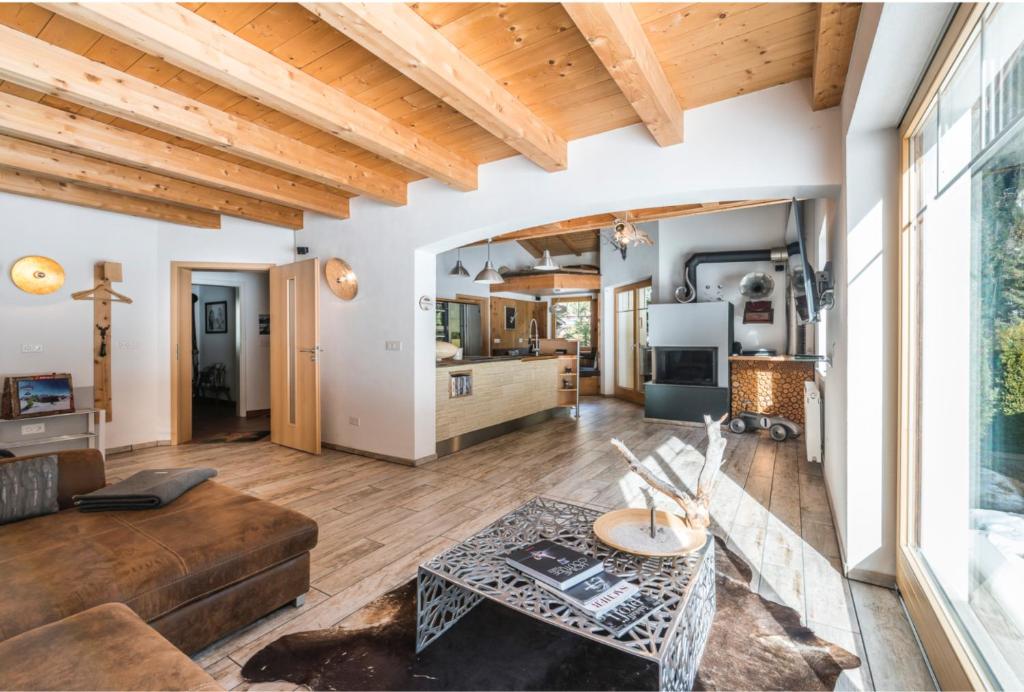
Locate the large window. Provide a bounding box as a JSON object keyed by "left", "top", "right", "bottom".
{"left": 553, "top": 297, "right": 594, "bottom": 347}
{"left": 902, "top": 5, "right": 1024, "bottom": 687}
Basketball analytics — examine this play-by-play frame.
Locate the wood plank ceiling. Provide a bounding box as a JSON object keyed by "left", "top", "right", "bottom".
{"left": 0, "top": 3, "right": 861, "bottom": 230}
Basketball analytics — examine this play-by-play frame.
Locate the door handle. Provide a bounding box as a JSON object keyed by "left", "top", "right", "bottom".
{"left": 299, "top": 345, "right": 324, "bottom": 362}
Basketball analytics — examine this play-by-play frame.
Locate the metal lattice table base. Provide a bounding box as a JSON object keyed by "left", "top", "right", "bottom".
{"left": 415, "top": 497, "right": 716, "bottom": 691}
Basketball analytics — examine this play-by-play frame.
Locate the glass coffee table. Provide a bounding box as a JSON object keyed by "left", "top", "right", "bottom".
{"left": 416, "top": 497, "right": 716, "bottom": 691}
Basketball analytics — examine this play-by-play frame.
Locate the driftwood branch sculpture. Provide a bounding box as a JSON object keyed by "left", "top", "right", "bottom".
{"left": 610, "top": 414, "right": 727, "bottom": 530}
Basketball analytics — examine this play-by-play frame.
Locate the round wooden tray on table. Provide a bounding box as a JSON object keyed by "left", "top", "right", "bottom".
{"left": 593, "top": 508, "right": 707, "bottom": 557}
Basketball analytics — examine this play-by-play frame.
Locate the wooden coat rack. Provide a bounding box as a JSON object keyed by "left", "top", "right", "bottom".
{"left": 72, "top": 261, "right": 132, "bottom": 422}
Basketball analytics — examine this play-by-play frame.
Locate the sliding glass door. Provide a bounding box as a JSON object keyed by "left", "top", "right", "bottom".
{"left": 900, "top": 5, "right": 1024, "bottom": 687}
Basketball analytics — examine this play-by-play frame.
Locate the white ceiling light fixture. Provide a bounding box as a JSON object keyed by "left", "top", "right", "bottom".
{"left": 449, "top": 246, "right": 470, "bottom": 277}
{"left": 534, "top": 249, "right": 559, "bottom": 271}
{"left": 474, "top": 239, "right": 504, "bottom": 284}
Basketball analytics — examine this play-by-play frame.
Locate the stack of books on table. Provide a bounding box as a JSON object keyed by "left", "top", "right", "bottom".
{"left": 504, "top": 539, "right": 663, "bottom": 637}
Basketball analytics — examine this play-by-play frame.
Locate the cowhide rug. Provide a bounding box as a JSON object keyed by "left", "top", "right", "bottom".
{"left": 243, "top": 538, "right": 860, "bottom": 691}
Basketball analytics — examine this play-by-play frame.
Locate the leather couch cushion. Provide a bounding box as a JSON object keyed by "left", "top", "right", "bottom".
{"left": 0, "top": 481, "right": 317, "bottom": 641}
{"left": 0, "top": 603, "right": 222, "bottom": 691}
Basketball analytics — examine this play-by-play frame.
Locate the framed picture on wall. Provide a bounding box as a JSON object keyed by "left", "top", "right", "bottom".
{"left": 504, "top": 305, "right": 517, "bottom": 330}
{"left": 205, "top": 301, "right": 228, "bottom": 334}
{"left": 1, "top": 373, "right": 75, "bottom": 419}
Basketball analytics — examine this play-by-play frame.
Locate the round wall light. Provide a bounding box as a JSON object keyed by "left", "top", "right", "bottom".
{"left": 325, "top": 257, "right": 358, "bottom": 300}
{"left": 11, "top": 256, "right": 65, "bottom": 295}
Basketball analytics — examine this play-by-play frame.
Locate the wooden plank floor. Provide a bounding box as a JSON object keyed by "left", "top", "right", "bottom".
{"left": 108, "top": 397, "right": 934, "bottom": 691}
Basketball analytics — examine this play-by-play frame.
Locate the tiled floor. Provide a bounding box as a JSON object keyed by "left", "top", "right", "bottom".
{"left": 109, "top": 397, "right": 935, "bottom": 690}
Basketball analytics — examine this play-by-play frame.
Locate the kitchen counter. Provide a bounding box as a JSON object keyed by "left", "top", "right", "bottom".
{"left": 436, "top": 354, "right": 557, "bottom": 368}
{"left": 728, "top": 354, "right": 821, "bottom": 362}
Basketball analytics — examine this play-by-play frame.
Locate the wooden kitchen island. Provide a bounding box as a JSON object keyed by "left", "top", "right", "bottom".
{"left": 436, "top": 339, "right": 579, "bottom": 456}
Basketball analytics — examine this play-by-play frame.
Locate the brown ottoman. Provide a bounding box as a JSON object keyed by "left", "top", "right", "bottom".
{"left": 0, "top": 603, "right": 222, "bottom": 691}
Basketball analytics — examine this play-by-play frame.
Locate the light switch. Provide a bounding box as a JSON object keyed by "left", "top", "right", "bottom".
{"left": 21, "top": 344, "right": 43, "bottom": 353}
{"left": 349, "top": 416, "right": 360, "bottom": 427}
{"left": 385, "top": 340, "right": 402, "bottom": 351}
{"left": 21, "top": 422, "right": 45, "bottom": 435}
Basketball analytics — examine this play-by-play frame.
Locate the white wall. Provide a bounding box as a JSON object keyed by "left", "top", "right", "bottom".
{"left": 296, "top": 79, "right": 842, "bottom": 461}
{"left": 822, "top": 2, "right": 953, "bottom": 582}
{"left": 599, "top": 221, "right": 659, "bottom": 394}
{"left": 657, "top": 204, "right": 794, "bottom": 355}
{"left": 0, "top": 191, "right": 293, "bottom": 450}
{"left": 192, "top": 270, "right": 271, "bottom": 414}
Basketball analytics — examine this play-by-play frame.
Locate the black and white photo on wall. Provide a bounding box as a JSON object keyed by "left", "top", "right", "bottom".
{"left": 258, "top": 314, "right": 270, "bottom": 335}
{"left": 504, "top": 305, "right": 517, "bottom": 330}
{"left": 205, "top": 301, "right": 227, "bottom": 334}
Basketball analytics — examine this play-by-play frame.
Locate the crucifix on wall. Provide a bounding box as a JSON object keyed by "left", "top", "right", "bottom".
{"left": 71, "top": 261, "right": 132, "bottom": 422}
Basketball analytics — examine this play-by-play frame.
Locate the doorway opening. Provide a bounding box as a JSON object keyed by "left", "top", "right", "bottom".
{"left": 170, "top": 259, "right": 321, "bottom": 454}
{"left": 190, "top": 271, "right": 271, "bottom": 443}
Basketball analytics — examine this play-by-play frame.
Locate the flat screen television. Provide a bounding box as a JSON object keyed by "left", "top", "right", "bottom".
{"left": 789, "top": 199, "right": 820, "bottom": 324}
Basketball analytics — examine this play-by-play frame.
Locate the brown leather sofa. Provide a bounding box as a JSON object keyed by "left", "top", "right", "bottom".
{"left": 0, "top": 603, "right": 223, "bottom": 691}
{"left": 0, "top": 449, "right": 318, "bottom": 655}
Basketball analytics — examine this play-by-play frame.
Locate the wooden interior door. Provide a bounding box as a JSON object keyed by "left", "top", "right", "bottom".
{"left": 171, "top": 266, "right": 193, "bottom": 444}
{"left": 614, "top": 280, "right": 652, "bottom": 404}
{"left": 270, "top": 258, "right": 321, "bottom": 454}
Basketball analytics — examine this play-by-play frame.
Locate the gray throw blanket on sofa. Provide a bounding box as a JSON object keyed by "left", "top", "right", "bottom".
{"left": 73, "top": 467, "right": 217, "bottom": 511}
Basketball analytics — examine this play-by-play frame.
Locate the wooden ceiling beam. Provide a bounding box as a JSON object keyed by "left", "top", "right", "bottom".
{"left": 302, "top": 2, "right": 567, "bottom": 172}
{"left": 0, "top": 166, "right": 220, "bottom": 229}
{"left": 0, "top": 23, "right": 404, "bottom": 205}
{"left": 563, "top": 3, "right": 682, "bottom": 146}
{"left": 811, "top": 3, "right": 861, "bottom": 111}
{"left": 0, "top": 134, "right": 303, "bottom": 230}
{"left": 518, "top": 239, "right": 544, "bottom": 259}
{"left": 0, "top": 92, "right": 349, "bottom": 218}
{"left": 46, "top": 2, "right": 477, "bottom": 192}
{"left": 558, "top": 234, "right": 584, "bottom": 257}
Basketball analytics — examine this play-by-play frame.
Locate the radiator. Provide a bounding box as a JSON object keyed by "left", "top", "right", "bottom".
{"left": 804, "top": 380, "right": 823, "bottom": 463}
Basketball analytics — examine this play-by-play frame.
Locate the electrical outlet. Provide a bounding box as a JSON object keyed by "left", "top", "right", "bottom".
{"left": 21, "top": 422, "right": 45, "bottom": 435}
{"left": 349, "top": 416, "right": 360, "bottom": 427}
{"left": 385, "top": 340, "right": 402, "bottom": 351}
{"left": 118, "top": 340, "right": 140, "bottom": 351}
{"left": 21, "top": 344, "right": 43, "bottom": 353}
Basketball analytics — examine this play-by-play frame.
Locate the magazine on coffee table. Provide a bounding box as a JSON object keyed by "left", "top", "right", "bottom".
{"left": 504, "top": 539, "right": 604, "bottom": 590}
{"left": 538, "top": 576, "right": 665, "bottom": 637}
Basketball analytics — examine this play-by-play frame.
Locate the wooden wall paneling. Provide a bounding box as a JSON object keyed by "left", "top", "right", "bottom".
{"left": 0, "top": 134, "right": 304, "bottom": 229}
{"left": 563, "top": 3, "right": 683, "bottom": 146}
{"left": 304, "top": 2, "right": 567, "bottom": 171}
{"left": 0, "top": 23, "right": 407, "bottom": 205}
{"left": 0, "top": 91, "right": 349, "bottom": 217}
{"left": 46, "top": 3, "right": 478, "bottom": 192}
{"left": 811, "top": 3, "right": 862, "bottom": 110}
{"left": 490, "top": 296, "right": 543, "bottom": 352}
{"left": 0, "top": 166, "right": 220, "bottom": 228}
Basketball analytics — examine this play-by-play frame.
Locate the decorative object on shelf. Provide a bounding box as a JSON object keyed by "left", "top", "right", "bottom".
{"left": 258, "top": 314, "right": 270, "bottom": 335}
{"left": 10, "top": 256, "right": 64, "bottom": 295}
{"left": 436, "top": 341, "right": 459, "bottom": 361}
{"left": 743, "top": 299, "right": 774, "bottom": 324}
{"left": 418, "top": 295, "right": 434, "bottom": 311}
{"left": 504, "top": 305, "right": 516, "bottom": 330}
{"left": 204, "top": 300, "right": 228, "bottom": 334}
{"left": 739, "top": 271, "right": 775, "bottom": 300}
{"left": 448, "top": 248, "right": 470, "bottom": 277}
{"left": 325, "top": 257, "right": 358, "bottom": 300}
{"left": 608, "top": 414, "right": 726, "bottom": 531}
{"left": 605, "top": 219, "right": 654, "bottom": 260}
{"left": 534, "top": 249, "right": 559, "bottom": 271}
{"left": 474, "top": 239, "right": 504, "bottom": 284}
{"left": 449, "top": 371, "right": 472, "bottom": 398}
{"left": 593, "top": 507, "right": 707, "bottom": 557}
{"left": 71, "top": 261, "right": 129, "bottom": 423}
{"left": 2, "top": 373, "right": 75, "bottom": 420}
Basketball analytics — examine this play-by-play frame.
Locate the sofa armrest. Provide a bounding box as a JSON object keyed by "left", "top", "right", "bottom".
{"left": 0, "top": 449, "right": 106, "bottom": 509}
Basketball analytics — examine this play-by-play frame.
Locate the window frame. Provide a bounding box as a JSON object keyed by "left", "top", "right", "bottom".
{"left": 897, "top": 4, "right": 1012, "bottom": 690}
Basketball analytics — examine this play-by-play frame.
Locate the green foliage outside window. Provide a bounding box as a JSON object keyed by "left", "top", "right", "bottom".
{"left": 554, "top": 300, "right": 592, "bottom": 347}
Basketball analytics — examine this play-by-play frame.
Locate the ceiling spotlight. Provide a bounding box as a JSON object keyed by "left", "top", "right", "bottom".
{"left": 474, "top": 239, "right": 504, "bottom": 284}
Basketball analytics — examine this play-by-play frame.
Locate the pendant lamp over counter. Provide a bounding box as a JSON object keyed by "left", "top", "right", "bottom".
{"left": 449, "top": 247, "right": 470, "bottom": 277}
{"left": 534, "top": 249, "right": 558, "bottom": 271}
{"left": 474, "top": 239, "right": 504, "bottom": 284}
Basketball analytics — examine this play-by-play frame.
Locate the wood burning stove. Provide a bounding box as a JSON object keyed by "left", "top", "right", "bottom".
{"left": 653, "top": 347, "right": 717, "bottom": 387}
